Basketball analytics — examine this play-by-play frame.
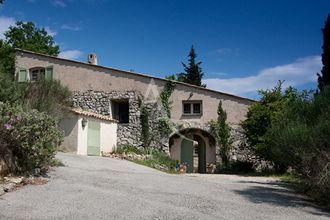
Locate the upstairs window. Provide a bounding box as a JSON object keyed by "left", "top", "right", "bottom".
{"left": 30, "top": 67, "right": 45, "bottom": 82}
{"left": 17, "top": 66, "right": 53, "bottom": 82}
{"left": 182, "top": 101, "right": 202, "bottom": 115}
{"left": 111, "top": 99, "right": 129, "bottom": 124}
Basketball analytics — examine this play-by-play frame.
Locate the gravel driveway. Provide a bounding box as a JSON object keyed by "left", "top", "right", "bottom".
{"left": 0, "top": 153, "right": 329, "bottom": 220}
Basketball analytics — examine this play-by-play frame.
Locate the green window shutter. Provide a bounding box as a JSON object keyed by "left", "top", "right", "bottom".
{"left": 45, "top": 66, "right": 53, "bottom": 80}
{"left": 18, "top": 69, "right": 27, "bottom": 82}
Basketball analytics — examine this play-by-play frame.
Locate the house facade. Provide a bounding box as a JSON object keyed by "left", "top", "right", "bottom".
{"left": 15, "top": 49, "right": 254, "bottom": 173}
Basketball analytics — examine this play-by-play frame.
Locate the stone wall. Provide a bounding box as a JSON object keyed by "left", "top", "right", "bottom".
{"left": 71, "top": 90, "right": 170, "bottom": 151}
{"left": 70, "top": 90, "right": 261, "bottom": 168}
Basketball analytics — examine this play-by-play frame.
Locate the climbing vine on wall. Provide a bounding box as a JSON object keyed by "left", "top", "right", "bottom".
{"left": 158, "top": 77, "right": 176, "bottom": 137}
{"left": 160, "top": 77, "right": 176, "bottom": 118}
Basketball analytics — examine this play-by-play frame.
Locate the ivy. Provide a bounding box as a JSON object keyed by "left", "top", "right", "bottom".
{"left": 158, "top": 77, "right": 176, "bottom": 137}
{"left": 160, "top": 77, "right": 176, "bottom": 118}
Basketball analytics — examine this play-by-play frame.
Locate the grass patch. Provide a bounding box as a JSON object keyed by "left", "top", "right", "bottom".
{"left": 115, "top": 145, "right": 178, "bottom": 174}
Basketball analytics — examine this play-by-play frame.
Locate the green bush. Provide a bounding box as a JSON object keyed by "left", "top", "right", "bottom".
{"left": 0, "top": 103, "right": 63, "bottom": 173}
{"left": 23, "top": 78, "right": 72, "bottom": 118}
{"left": 264, "top": 86, "right": 330, "bottom": 203}
{"left": 116, "top": 145, "right": 143, "bottom": 155}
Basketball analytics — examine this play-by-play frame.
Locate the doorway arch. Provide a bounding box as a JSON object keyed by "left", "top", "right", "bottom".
{"left": 170, "top": 128, "right": 216, "bottom": 173}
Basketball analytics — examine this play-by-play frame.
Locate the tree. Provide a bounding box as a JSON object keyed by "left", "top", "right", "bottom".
{"left": 4, "top": 21, "right": 59, "bottom": 56}
{"left": 317, "top": 14, "right": 330, "bottom": 91}
{"left": 241, "top": 82, "right": 298, "bottom": 163}
{"left": 210, "top": 101, "right": 232, "bottom": 168}
{"left": 179, "top": 45, "right": 206, "bottom": 87}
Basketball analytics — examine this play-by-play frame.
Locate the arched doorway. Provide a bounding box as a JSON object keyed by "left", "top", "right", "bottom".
{"left": 170, "top": 128, "right": 216, "bottom": 173}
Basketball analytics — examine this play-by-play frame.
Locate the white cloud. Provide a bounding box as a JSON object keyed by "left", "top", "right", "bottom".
{"left": 0, "top": 16, "right": 16, "bottom": 39}
{"left": 51, "top": 0, "right": 66, "bottom": 8}
{"left": 59, "top": 50, "right": 83, "bottom": 60}
{"left": 203, "top": 56, "right": 322, "bottom": 97}
{"left": 44, "top": 26, "right": 57, "bottom": 36}
{"left": 61, "top": 24, "right": 81, "bottom": 31}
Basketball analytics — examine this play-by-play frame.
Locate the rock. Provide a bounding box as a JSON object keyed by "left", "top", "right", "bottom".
{"left": 3, "top": 183, "right": 15, "bottom": 192}
{"left": 0, "top": 187, "right": 5, "bottom": 196}
{"left": 9, "top": 177, "right": 24, "bottom": 184}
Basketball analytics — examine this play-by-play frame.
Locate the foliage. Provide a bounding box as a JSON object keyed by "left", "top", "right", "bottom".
{"left": 158, "top": 76, "right": 176, "bottom": 138}
{"left": 264, "top": 86, "right": 330, "bottom": 202}
{"left": 158, "top": 118, "right": 173, "bottom": 137}
{"left": 160, "top": 76, "right": 176, "bottom": 118}
{"left": 217, "top": 160, "right": 254, "bottom": 174}
{"left": 141, "top": 148, "right": 178, "bottom": 173}
{"left": 4, "top": 21, "right": 59, "bottom": 56}
{"left": 0, "top": 103, "right": 63, "bottom": 173}
{"left": 178, "top": 45, "right": 206, "bottom": 87}
{"left": 116, "top": 145, "right": 143, "bottom": 155}
{"left": 317, "top": 13, "right": 330, "bottom": 91}
{"left": 0, "top": 41, "right": 15, "bottom": 75}
{"left": 209, "top": 101, "right": 232, "bottom": 168}
{"left": 23, "top": 78, "right": 72, "bottom": 118}
{"left": 140, "top": 105, "right": 151, "bottom": 148}
{"left": 241, "top": 81, "right": 298, "bottom": 164}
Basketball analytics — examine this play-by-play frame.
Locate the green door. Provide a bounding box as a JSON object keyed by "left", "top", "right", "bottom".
{"left": 87, "top": 121, "right": 100, "bottom": 156}
{"left": 181, "top": 138, "right": 194, "bottom": 173}
{"left": 198, "top": 137, "right": 206, "bottom": 173}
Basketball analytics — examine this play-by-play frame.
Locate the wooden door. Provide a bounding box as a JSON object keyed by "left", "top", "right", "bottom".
{"left": 87, "top": 121, "right": 100, "bottom": 156}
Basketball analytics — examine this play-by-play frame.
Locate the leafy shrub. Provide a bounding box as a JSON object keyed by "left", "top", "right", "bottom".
{"left": 23, "top": 78, "right": 71, "bottom": 118}
{"left": 264, "top": 86, "right": 330, "bottom": 203}
{"left": 116, "top": 145, "right": 143, "bottom": 155}
{"left": 115, "top": 145, "right": 178, "bottom": 173}
{"left": 217, "top": 160, "right": 254, "bottom": 174}
{"left": 147, "top": 148, "right": 177, "bottom": 171}
{"left": 0, "top": 103, "right": 63, "bottom": 173}
{"left": 241, "top": 82, "right": 298, "bottom": 165}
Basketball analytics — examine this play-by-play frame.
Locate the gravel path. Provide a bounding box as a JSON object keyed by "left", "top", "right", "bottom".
{"left": 0, "top": 153, "right": 328, "bottom": 220}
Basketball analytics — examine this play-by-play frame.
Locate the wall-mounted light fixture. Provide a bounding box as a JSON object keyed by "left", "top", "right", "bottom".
{"left": 81, "top": 118, "right": 88, "bottom": 128}
{"left": 188, "top": 92, "right": 193, "bottom": 99}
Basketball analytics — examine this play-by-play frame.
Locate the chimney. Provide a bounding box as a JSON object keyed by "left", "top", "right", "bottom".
{"left": 88, "top": 53, "right": 97, "bottom": 65}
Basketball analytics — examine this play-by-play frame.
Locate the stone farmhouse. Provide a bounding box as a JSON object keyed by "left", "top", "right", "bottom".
{"left": 15, "top": 49, "right": 254, "bottom": 173}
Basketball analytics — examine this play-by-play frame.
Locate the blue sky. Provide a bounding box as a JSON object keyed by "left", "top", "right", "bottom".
{"left": 0, "top": 0, "right": 329, "bottom": 98}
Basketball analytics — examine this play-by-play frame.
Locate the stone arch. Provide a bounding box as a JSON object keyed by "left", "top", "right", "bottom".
{"left": 169, "top": 127, "right": 216, "bottom": 173}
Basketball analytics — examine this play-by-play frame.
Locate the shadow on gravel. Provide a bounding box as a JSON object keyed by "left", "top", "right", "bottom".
{"left": 233, "top": 180, "right": 330, "bottom": 218}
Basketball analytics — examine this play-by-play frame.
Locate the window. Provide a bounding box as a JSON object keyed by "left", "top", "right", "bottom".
{"left": 183, "top": 103, "right": 191, "bottom": 114}
{"left": 182, "top": 101, "right": 202, "bottom": 115}
{"left": 111, "top": 99, "right": 129, "bottom": 123}
{"left": 30, "top": 67, "right": 45, "bottom": 82}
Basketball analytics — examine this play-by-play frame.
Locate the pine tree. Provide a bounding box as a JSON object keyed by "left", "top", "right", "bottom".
{"left": 317, "top": 14, "right": 330, "bottom": 91}
{"left": 180, "top": 45, "right": 206, "bottom": 87}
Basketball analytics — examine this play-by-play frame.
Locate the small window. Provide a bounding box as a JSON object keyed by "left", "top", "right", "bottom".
{"left": 182, "top": 101, "right": 202, "bottom": 115}
{"left": 111, "top": 99, "right": 129, "bottom": 123}
{"left": 29, "top": 67, "right": 45, "bottom": 82}
{"left": 183, "top": 103, "right": 191, "bottom": 114}
{"left": 193, "top": 103, "right": 201, "bottom": 114}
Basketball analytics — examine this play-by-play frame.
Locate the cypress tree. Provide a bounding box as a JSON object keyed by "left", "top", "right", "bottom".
{"left": 180, "top": 45, "right": 206, "bottom": 87}
{"left": 317, "top": 14, "right": 330, "bottom": 91}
